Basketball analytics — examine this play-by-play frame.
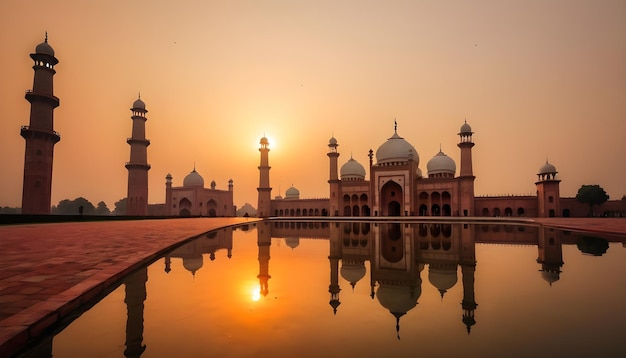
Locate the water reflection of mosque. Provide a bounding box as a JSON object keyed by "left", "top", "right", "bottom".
{"left": 29, "top": 222, "right": 621, "bottom": 357}
{"left": 162, "top": 221, "right": 624, "bottom": 339}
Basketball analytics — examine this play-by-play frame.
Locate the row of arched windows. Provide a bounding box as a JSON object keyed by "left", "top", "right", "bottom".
{"left": 275, "top": 208, "right": 329, "bottom": 216}
{"left": 481, "top": 207, "right": 526, "bottom": 217}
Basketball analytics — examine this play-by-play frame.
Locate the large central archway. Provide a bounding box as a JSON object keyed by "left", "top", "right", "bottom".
{"left": 380, "top": 180, "right": 403, "bottom": 216}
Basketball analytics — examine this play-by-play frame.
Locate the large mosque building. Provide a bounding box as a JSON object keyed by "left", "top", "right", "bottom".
{"left": 257, "top": 121, "right": 626, "bottom": 218}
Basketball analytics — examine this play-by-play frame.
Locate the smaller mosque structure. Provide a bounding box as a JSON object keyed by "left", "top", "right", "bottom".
{"left": 162, "top": 168, "right": 235, "bottom": 217}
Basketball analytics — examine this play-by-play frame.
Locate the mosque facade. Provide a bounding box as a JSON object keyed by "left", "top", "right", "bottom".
{"left": 258, "top": 121, "right": 626, "bottom": 218}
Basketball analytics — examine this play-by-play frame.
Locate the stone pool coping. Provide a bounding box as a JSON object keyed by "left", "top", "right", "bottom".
{"left": 1, "top": 216, "right": 625, "bottom": 357}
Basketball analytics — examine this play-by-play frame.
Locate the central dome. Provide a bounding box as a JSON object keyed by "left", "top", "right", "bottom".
{"left": 132, "top": 98, "right": 146, "bottom": 110}
{"left": 340, "top": 157, "right": 366, "bottom": 180}
{"left": 375, "top": 131, "right": 419, "bottom": 165}
{"left": 183, "top": 169, "right": 204, "bottom": 187}
{"left": 285, "top": 186, "right": 300, "bottom": 199}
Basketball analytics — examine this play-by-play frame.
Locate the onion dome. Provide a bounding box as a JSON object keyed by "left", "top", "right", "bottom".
{"left": 340, "top": 260, "right": 367, "bottom": 289}
{"left": 427, "top": 150, "right": 456, "bottom": 177}
{"left": 260, "top": 136, "right": 269, "bottom": 146}
{"left": 285, "top": 186, "right": 300, "bottom": 199}
{"left": 540, "top": 268, "right": 560, "bottom": 286}
{"left": 132, "top": 97, "right": 146, "bottom": 110}
{"left": 459, "top": 120, "right": 472, "bottom": 135}
{"left": 182, "top": 254, "right": 203, "bottom": 276}
{"left": 183, "top": 168, "right": 204, "bottom": 187}
{"left": 329, "top": 136, "right": 338, "bottom": 146}
{"left": 285, "top": 237, "right": 300, "bottom": 249}
{"left": 375, "top": 127, "right": 419, "bottom": 165}
{"left": 340, "top": 157, "right": 366, "bottom": 180}
{"left": 428, "top": 264, "right": 458, "bottom": 299}
{"left": 538, "top": 160, "right": 557, "bottom": 175}
{"left": 35, "top": 36, "right": 55, "bottom": 57}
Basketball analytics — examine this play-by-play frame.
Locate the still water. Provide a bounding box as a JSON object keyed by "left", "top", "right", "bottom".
{"left": 26, "top": 221, "right": 626, "bottom": 357}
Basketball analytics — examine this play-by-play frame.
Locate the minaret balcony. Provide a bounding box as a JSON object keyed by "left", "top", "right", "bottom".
{"left": 20, "top": 125, "right": 60, "bottom": 143}
{"left": 25, "top": 90, "right": 60, "bottom": 108}
{"left": 127, "top": 138, "right": 151, "bottom": 146}
{"left": 125, "top": 162, "right": 151, "bottom": 170}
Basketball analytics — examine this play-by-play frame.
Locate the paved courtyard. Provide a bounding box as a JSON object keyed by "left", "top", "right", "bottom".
{"left": 0, "top": 217, "right": 625, "bottom": 357}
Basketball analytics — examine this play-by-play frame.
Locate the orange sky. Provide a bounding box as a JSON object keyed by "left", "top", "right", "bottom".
{"left": 1, "top": 0, "right": 625, "bottom": 210}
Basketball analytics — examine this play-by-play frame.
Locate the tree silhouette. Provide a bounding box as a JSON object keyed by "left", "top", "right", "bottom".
{"left": 113, "top": 198, "right": 128, "bottom": 215}
{"left": 52, "top": 197, "right": 96, "bottom": 215}
{"left": 576, "top": 185, "right": 609, "bottom": 217}
{"left": 95, "top": 201, "right": 111, "bottom": 215}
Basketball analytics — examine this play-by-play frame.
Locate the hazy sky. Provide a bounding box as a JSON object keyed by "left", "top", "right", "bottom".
{"left": 1, "top": 0, "right": 625, "bottom": 210}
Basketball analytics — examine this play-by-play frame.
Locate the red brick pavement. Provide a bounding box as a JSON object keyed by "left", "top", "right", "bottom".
{"left": 0, "top": 217, "right": 257, "bottom": 358}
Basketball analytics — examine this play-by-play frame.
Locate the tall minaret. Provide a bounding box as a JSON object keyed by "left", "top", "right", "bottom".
{"left": 457, "top": 120, "right": 475, "bottom": 216}
{"left": 257, "top": 136, "right": 272, "bottom": 217}
{"left": 257, "top": 222, "right": 272, "bottom": 298}
{"left": 125, "top": 96, "right": 151, "bottom": 216}
{"left": 21, "top": 34, "right": 60, "bottom": 214}
{"left": 327, "top": 136, "right": 340, "bottom": 217}
{"left": 535, "top": 160, "right": 561, "bottom": 218}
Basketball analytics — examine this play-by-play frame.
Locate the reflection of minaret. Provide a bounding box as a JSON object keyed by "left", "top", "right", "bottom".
{"left": 124, "top": 268, "right": 148, "bottom": 357}
{"left": 21, "top": 34, "right": 60, "bottom": 214}
{"left": 257, "top": 137, "right": 272, "bottom": 217}
{"left": 460, "top": 224, "right": 478, "bottom": 334}
{"left": 537, "top": 228, "right": 563, "bottom": 286}
{"left": 328, "top": 223, "right": 342, "bottom": 314}
{"left": 257, "top": 222, "right": 271, "bottom": 297}
{"left": 125, "top": 96, "right": 151, "bottom": 215}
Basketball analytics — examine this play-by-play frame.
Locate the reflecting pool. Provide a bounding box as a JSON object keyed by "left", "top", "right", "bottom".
{"left": 21, "top": 221, "right": 626, "bottom": 357}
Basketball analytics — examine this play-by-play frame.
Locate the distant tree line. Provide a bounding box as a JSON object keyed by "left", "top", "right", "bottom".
{"left": 49, "top": 197, "right": 128, "bottom": 215}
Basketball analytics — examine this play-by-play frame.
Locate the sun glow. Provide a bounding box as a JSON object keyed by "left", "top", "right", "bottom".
{"left": 251, "top": 284, "right": 261, "bottom": 302}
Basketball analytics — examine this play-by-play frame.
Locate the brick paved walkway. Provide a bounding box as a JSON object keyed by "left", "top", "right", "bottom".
{"left": 0, "top": 217, "right": 257, "bottom": 358}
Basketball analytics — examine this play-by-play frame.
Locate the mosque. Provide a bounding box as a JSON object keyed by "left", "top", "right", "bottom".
{"left": 257, "top": 121, "right": 626, "bottom": 218}
{"left": 17, "top": 37, "right": 624, "bottom": 218}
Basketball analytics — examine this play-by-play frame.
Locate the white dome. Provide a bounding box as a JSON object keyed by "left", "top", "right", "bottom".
{"left": 427, "top": 150, "right": 456, "bottom": 177}
{"left": 183, "top": 169, "right": 204, "bottom": 187}
{"left": 375, "top": 131, "right": 419, "bottom": 165}
{"left": 285, "top": 186, "right": 300, "bottom": 199}
{"left": 340, "top": 261, "right": 366, "bottom": 288}
{"left": 132, "top": 98, "right": 146, "bottom": 110}
{"left": 35, "top": 39, "right": 55, "bottom": 57}
{"left": 428, "top": 265, "right": 458, "bottom": 298}
{"left": 182, "top": 255, "right": 203, "bottom": 275}
{"left": 459, "top": 120, "right": 472, "bottom": 135}
{"left": 539, "top": 160, "right": 557, "bottom": 174}
{"left": 340, "top": 157, "right": 366, "bottom": 180}
{"left": 376, "top": 283, "right": 421, "bottom": 315}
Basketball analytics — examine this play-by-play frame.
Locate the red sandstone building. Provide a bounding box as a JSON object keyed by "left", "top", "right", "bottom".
{"left": 257, "top": 122, "right": 626, "bottom": 218}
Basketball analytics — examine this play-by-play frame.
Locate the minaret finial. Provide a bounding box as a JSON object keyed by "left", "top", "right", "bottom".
{"left": 394, "top": 118, "right": 397, "bottom": 133}
{"left": 45, "top": 31, "right": 48, "bottom": 43}
{"left": 138, "top": 92, "right": 141, "bottom": 100}
{"left": 193, "top": 161, "right": 196, "bottom": 171}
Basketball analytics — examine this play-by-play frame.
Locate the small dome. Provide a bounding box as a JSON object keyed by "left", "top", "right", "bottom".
{"left": 376, "top": 283, "right": 421, "bottom": 315}
{"left": 35, "top": 38, "right": 55, "bottom": 57}
{"left": 539, "top": 160, "right": 557, "bottom": 175}
{"left": 428, "top": 265, "right": 458, "bottom": 298}
{"left": 340, "top": 261, "right": 366, "bottom": 288}
{"left": 183, "top": 169, "right": 204, "bottom": 187}
{"left": 285, "top": 186, "right": 300, "bottom": 199}
{"left": 340, "top": 157, "right": 366, "bottom": 180}
{"left": 182, "top": 255, "right": 203, "bottom": 275}
{"left": 459, "top": 120, "right": 472, "bottom": 135}
{"left": 165, "top": 173, "right": 172, "bottom": 179}
{"left": 260, "top": 136, "right": 269, "bottom": 146}
{"left": 329, "top": 136, "right": 338, "bottom": 146}
{"left": 427, "top": 150, "right": 456, "bottom": 177}
{"left": 375, "top": 131, "right": 419, "bottom": 165}
{"left": 285, "top": 237, "right": 300, "bottom": 249}
{"left": 132, "top": 97, "right": 146, "bottom": 110}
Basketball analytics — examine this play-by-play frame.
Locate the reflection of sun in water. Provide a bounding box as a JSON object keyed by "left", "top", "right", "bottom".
{"left": 251, "top": 285, "right": 261, "bottom": 301}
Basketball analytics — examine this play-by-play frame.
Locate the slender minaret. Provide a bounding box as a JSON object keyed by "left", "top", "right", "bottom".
{"left": 21, "top": 34, "right": 60, "bottom": 214}
{"left": 257, "top": 136, "right": 272, "bottom": 217}
{"left": 328, "top": 223, "right": 341, "bottom": 314}
{"left": 327, "top": 137, "right": 340, "bottom": 217}
{"left": 125, "top": 96, "right": 151, "bottom": 215}
{"left": 457, "top": 120, "right": 475, "bottom": 216}
{"left": 536, "top": 160, "right": 561, "bottom": 218}
{"left": 165, "top": 173, "right": 173, "bottom": 215}
{"left": 124, "top": 267, "right": 148, "bottom": 357}
{"left": 257, "top": 222, "right": 272, "bottom": 298}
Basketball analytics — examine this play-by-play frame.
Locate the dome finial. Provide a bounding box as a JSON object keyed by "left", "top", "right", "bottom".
{"left": 439, "top": 143, "right": 442, "bottom": 152}
{"left": 45, "top": 31, "right": 48, "bottom": 43}
{"left": 394, "top": 118, "right": 397, "bottom": 133}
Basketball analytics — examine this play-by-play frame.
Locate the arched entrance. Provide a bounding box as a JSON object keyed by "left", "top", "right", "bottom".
{"left": 380, "top": 180, "right": 403, "bottom": 216}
